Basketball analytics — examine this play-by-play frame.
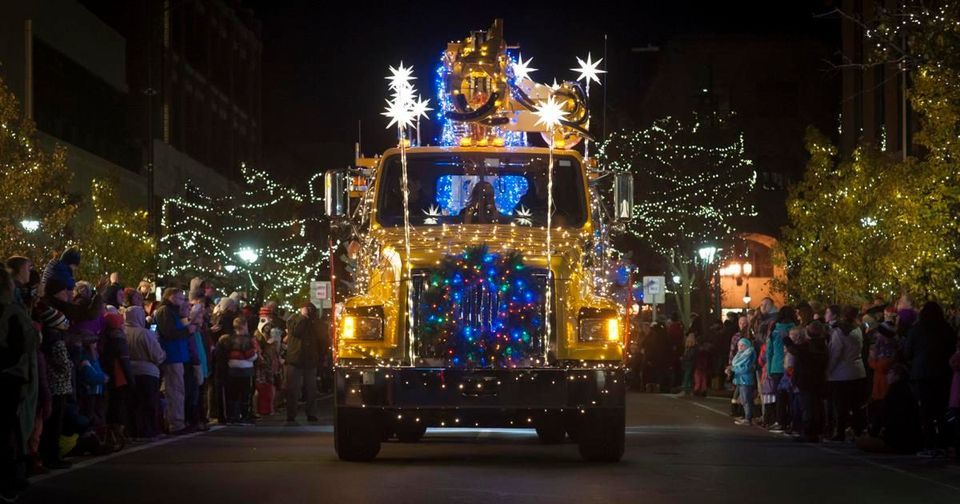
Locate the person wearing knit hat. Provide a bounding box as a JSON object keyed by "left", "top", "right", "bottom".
{"left": 39, "top": 248, "right": 80, "bottom": 293}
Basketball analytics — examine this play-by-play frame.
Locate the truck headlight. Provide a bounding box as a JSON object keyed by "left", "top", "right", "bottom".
{"left": 578, "top": 308, "right": 620, "bottom": 343}
{"left": 342, "top": 308, "right": 384, "bottom": 341}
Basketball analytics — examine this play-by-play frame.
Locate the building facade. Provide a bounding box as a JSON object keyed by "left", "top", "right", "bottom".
{"left": 838, "top": 0, "right": 914, "bottom": 159}
{"left": 0, "top": 0, "right": 260, "bottom": 222}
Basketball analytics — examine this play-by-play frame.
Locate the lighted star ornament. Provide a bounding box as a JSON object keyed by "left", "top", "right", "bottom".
{"left": 512, "top": 53, "right": 537, "bottom": 82}
{"left": 382, "top": 62, "right": 422, "bottom": 130}
{"left": 533, "top": 95, "right": 568, "bottom": 130}
{"left": 571, "top": 52, "right": 606, "bottom": 86}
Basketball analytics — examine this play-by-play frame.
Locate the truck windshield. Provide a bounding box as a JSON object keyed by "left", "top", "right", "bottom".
{"left": 377, "top": 152, "right": 587, "bottom": 227}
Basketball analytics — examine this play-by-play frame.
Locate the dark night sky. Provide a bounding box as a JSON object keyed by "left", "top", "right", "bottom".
{"left": 243, "top": 1, "right": 839, "bottom": 179}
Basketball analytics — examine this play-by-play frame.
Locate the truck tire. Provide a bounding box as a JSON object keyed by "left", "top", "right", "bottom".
{"left": 577, "top": 408, "right": 625, "bottom": 462}
{"left": 535, "top": 416, "right": 566, "bottom": 444}
{"left": 396, "top": 424, "right": 427, "bottom": 443}
{"left": 334, "top": 407, "right": 381, "bottom": 461}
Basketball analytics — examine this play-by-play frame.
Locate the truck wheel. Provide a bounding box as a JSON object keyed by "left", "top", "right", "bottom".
{"left": 535, "top": 417, "right": 566, "bottom": 444}
{"left": 396, "top": 424, "right": 427, "bottom": 443}
{"left": 577, "top": 408, "right": 625, "bottom": 462}
{"left": 334, "top": 408, "right": 381, "bottom": 461}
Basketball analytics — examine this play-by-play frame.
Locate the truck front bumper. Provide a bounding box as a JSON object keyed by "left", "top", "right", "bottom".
{"left": 335, "top": 367, "right": 625, "bottom": 411}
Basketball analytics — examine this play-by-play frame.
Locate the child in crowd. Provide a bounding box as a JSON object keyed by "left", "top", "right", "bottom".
{"left": 731, "top": 337, "right": 757, "bottom": 426}
{"left": 254, "top": 321, "right": 282, "bottom": 416}
{"left": 78, "top": 338, "right": 109, "bottom": 427}
{"left": 100, "top": 312, "right": 133, "bottom": 445}
{"left": 218, "top": 317, "right": 258, "bottom": 424}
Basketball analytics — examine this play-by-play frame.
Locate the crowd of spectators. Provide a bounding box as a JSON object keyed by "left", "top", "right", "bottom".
{"left": 629, "top": 296, "right": 960, "bottom": 459}
{"left": 1, "top": 248, "right": 331, "bottom": 501}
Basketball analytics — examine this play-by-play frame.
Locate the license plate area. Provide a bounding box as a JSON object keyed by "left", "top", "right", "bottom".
{"left": 460, "top": 375, "right": 500, "bottom": 397}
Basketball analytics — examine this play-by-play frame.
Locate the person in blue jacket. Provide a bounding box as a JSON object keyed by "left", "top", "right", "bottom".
{"left": 732, "top": 337, "right": 757, "bottom": 426}
{"left": 767, "top": 306, "right": 798, "bottom": 431}
{"left": 78, "top": 339, "right": 108, "bottom": 427}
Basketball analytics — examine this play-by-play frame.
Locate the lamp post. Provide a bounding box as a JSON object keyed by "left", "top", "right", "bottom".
{"left": 721, "top": 256, "right": 753, "bottom": 312}
{"left": 20, "top": 219, "right": 40, "bottom": 233}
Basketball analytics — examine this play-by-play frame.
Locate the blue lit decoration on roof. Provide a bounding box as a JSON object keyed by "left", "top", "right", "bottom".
{"left": 435, "top": 58, "right": 527, "bottom": 147}
{"left": 434, "top": 20, "right": 527, "bottom": 147}
{"left": 435, "top": 175, "right": 529, "bottom": 215}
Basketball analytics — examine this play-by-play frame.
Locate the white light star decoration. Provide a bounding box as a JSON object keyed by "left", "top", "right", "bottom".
{"left": 382, "top": 62, "right": 422, "bottom": 133}
{"left": 411, "top": 95, "right": 433, "bottom": 121}
{"left": 533, "top": 95, "right": 568, "bottom": 131}
{"left": 422, "top": 204, "right": 443, "bottom": 225}
{"left": 571, "top": 52, "right": 607, "bottom": 86}
{"left": 513, "top": 205, "right": 533, "bottom": 226}
{"left": 512, "top": 52, "right": 537, "bottom": 82}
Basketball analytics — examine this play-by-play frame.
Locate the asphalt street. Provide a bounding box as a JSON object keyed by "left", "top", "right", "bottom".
{"left": 20, "top": 393, "right": 960, "bottom": 504}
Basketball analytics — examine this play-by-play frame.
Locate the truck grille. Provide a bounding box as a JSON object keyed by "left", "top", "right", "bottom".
{"left": 411, "top": 268, "right": 553, "bottom": 368}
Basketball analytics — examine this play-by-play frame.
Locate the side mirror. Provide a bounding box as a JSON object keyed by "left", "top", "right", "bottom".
{"left": 613, "top": 172, "right": 634, "bottom": 222}
{"left": 324, "top": 170, "right": 347, "bottom": 217}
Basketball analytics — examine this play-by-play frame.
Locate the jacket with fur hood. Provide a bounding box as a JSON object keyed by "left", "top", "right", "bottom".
{"left": 124, "top": 306, "right": 166, "bottom": 378}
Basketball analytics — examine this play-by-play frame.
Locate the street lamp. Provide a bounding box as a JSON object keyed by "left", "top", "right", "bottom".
{"left": 224, "top": 264, "right": 237, "bottom": 273}
{"left": 236, "top": 247, "right": 259, "bottom": 264}
{"left": 20, "top": 219, "right": 40, "bottom": 232}
{"left": 697, "top": 246, "right": 717, "bottom": 265}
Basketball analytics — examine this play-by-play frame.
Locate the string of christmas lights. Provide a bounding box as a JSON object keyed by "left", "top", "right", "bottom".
{"left": 159, "top": 163, "right": 328, "bottom": 308}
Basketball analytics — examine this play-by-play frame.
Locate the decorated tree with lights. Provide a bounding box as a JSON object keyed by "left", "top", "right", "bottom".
{"left": 75, "top": 178, "right": 156, "bottom": 285}
{"left": 599, "top": 113, "right": 756, "bottom": 326}
{"left": 0, "top": 74, "right": 76, "bottom": 259}
{"left": 160, "top": 184, "right": 232, "bottom": 285}
{"left": 160, "top": 165, "right": 327, "bottom": 307}
{"left": 224, "top": 164, "right": 327, "bottom": 306}
{"left": 777, "top": 2, "right": 960, "bottom": 304}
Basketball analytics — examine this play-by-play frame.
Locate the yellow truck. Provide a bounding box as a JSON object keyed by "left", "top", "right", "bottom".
{"left": 323, "top": 21, "right": 633, "bottom": 462}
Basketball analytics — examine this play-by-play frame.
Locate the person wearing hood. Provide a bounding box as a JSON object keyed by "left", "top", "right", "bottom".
{"left": 766, "top": 306, "right": 797, "bottom": 432}
{"left": 904, "top": 301, "right": 957, "bottom": 457}
{"left": 826, "top": 305, "right": 867, "bottom": 442}
{"left": 40, "top": 248, "right": 80, "bottom": 293}
{"left": 124, "top": 305, "right": 165, "bottom": 439}
{"left": 731, "top": 337, "right": 757, "bottom": 426}
{"left": 254, "top": 320, "right": 282, "bottom": 416}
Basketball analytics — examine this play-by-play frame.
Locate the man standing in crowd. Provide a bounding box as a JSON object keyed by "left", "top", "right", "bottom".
{"left": 1, "top": 268, "right": 40, "bottom": 501}
{"left": 5, "top": 257, "right": 32, "bottom": 306}
{"left": 156, "top": 288, "right": 194, "bottom": 435}
{"left": 284, "top": 302, "right": 322, "bottom": 422}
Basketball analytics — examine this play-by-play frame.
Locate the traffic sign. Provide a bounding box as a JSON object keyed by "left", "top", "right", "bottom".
{"left": 310, "top": 280, "right": 332, "bottom": 308}
{"left": 642, "top": 276, "right": 666, "bottom": 305}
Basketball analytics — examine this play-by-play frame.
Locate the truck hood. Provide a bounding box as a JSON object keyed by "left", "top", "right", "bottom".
{"left": 372, "top": 224, "right": 590, "bottom": 273}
